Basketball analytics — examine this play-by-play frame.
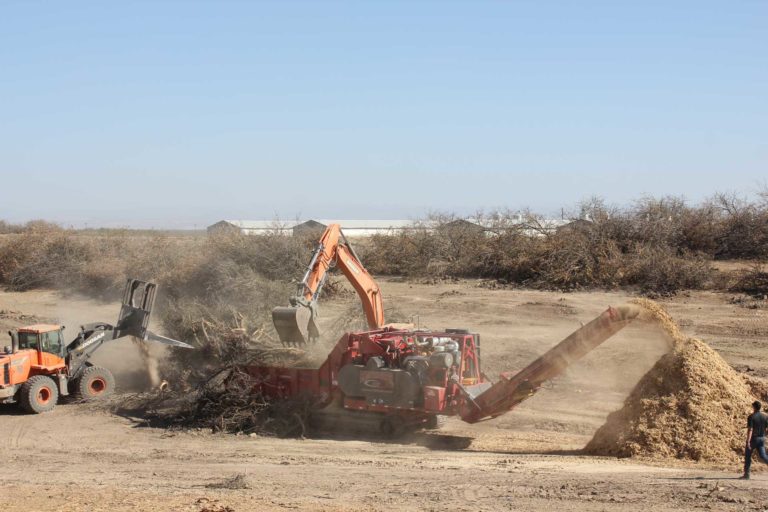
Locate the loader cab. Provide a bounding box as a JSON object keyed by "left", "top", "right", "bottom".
{"left": 16, "top": 325, "right": 65, "bottom": 358}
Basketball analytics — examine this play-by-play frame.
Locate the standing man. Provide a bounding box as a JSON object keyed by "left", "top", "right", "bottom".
{"left": 743, "top": 400, "right": 768, "bottom": 479}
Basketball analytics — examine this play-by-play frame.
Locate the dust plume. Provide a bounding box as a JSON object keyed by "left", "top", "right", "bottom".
{"left": 133, "top": 339, "right": 161, "bottom": 387}
{"left": 52, "top": 298, "right": 166, "bottom": 392}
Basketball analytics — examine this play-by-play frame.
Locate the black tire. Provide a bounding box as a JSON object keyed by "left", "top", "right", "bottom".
{"left": 20, "top": 375, "right": 59, "bottom": 414}
{"left": 75, "top": 366, "right": 115, "bottom": 400}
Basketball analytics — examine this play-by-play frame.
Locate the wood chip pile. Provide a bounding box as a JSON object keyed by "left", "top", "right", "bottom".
{"left": 586, "top": 299, "right": 766, "bottom": 464}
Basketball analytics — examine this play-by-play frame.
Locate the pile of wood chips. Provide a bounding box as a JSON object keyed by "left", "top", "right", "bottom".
{"left": 586, "top": 298, "right": 766, "bottom": 464}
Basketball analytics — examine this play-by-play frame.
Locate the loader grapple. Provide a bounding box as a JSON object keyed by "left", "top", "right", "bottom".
{"left": 114, "top": 279, "right": 157, "bottom": 340}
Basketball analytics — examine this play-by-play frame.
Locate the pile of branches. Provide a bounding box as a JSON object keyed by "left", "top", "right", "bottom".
{"left": 145, "top": 301, "right": 317, "bottom": 437}
{"left": 161, "top": 307, "right": 311, "bottom": 388}
{"left": 111, "top": 368, "right": 314, "bottom": 438}
{"left": 731, "top": 263, "right": 768, "bottom": 298}
{"left": 177, "top": 368, "right": 313, "bottom": 436}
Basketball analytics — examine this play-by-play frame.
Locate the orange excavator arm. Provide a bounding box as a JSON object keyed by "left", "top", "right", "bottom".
{"left": 335, "top": 244, "right": 384, "bottom": 329}
{"left": 272, "top": 224, "right": 384, "bottom": 344}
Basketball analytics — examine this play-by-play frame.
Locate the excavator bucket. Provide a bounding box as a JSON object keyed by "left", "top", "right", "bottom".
{"left": 272, "top": 305, "right": 319, "bottom": 345}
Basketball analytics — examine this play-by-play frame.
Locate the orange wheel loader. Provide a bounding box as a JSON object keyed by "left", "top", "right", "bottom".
{"left": 0, "top": 279, "right": 191, "bottom": 413}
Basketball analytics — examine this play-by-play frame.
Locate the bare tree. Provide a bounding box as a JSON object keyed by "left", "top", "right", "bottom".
{"left": 711, "top": 191, "right": 749, "bottom": 216}
{"left": 758, "top": 182, "right": 768, "bottom": 208}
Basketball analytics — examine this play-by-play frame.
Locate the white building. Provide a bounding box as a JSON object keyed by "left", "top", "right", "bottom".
{"left": 207, "top": 217, "right": 582, "bottom": 237}
{"left": 207, "top": 219, "right": 414, "bottom": 237}
{"left": 206, "top": 220, "right": 299, "bottom": 235}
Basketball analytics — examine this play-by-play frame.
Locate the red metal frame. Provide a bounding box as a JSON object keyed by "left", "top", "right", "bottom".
{"left": 246, "top": 327, "right": 484, "bottom": 416}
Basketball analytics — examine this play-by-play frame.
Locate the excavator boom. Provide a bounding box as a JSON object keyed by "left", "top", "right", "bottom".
{"left": 272, "top": 224, "right": 383, "bottom": 345}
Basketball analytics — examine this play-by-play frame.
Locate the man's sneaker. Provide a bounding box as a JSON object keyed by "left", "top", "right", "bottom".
{"left": 740, "top": 474, "right": 750, "bottom": 480}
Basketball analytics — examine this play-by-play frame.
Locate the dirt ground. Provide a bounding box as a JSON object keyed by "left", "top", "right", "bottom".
{"left": 1, "top": 279, "right": 767, "bottom": 511}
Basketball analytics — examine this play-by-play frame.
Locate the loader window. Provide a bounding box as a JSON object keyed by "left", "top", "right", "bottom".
{"left": 18, "top": 332, "right": 39, "bottom": 350}
{"left": 41, "top": 331, "right": 62, "bottom": 355}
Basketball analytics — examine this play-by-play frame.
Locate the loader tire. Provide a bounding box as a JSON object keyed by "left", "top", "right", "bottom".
{"left": 76, "top": 366, "right": 115, "bottom": 400}
{"left": 20, "top": 375, "right": 59, "bottom": 414}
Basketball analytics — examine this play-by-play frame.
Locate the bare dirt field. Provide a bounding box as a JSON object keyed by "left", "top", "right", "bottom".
{"left": 2, "top": 279, "right": 767, "bottom": 511}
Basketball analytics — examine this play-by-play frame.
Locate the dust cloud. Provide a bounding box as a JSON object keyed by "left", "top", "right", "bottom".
{"left": 133, "top": 339, "right": 161, "bottom": 387}
{"left": 52, "top": 297, "right": 164, "bottom": 391}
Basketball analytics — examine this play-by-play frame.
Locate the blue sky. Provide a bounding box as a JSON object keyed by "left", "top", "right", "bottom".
{"left": 1, "top": 1, "right": 766, "bottom": 228}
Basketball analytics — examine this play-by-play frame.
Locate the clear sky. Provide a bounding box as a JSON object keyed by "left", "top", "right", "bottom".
{"left": 1, "top": 1, "right": 766, "bottom": 228}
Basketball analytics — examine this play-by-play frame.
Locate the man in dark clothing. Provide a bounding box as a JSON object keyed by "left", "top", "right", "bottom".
{"left": 743, "top": 400, "right": 768, "bottom": 479}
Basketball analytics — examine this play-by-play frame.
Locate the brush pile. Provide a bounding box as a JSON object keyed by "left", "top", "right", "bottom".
{"left": 586, "top": 299, "right": 766, "bottom": 464}
{"left": 176, "top": 368, "right": 313, "bottom": 436}
{"left": 731, "top": 264, "right": 768, "bottom": 299}
{"left": 113, "top": 368, "right": 314, "bottom": 437}
{"left": 162, "top": 308, "right": 311, "bottom": 387}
